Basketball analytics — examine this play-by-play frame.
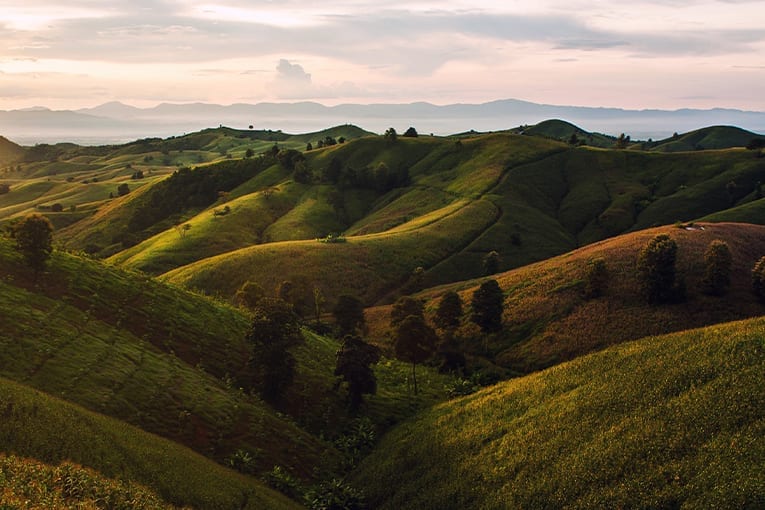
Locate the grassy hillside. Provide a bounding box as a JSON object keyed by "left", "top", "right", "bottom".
{"left": 0, "top": 377, "right": 299, "bottom": 509}
{"left": 366, "top": 222, "right": 765, "bottom": 375}
{"left": 0, "top": 135, "right": 24, "bottom": 166}
{"left": 353, "top": 316, "right": 765, "bottom": 509}
{"left": 521, "top": 119, "right": 615, "bottom": 148}
{"left": 0, "top": 237, "right": 339, "bottom": 480}
{"left": 0, "top": 454, "right": 173, "bottom": 509}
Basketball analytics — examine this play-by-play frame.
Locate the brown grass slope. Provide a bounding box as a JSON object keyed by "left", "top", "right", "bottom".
{"left": 367, "top": 222, "right": 765, "bottom": 374}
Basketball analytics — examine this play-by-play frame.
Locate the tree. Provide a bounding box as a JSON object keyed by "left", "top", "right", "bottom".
{"left": 117, "top": 183, "right": 130, "bottom": 196}
{"left": 752, "top": 256, "right": 765, "bottom": 301}
{"left": 0, "top": 183, "right": 10, "bottom": 194}
{"left": 12, "top": 213, "right": 53, "bottom": 275}
{"left": 234, "top": 281, "right": 266, "bottom": 310}
{"left": 636, "top": 233, "right": 683, "bottom": 304}
{"left": 583, "top": 257, "right": 609, "bottom": 299}
{"left": 393, "top": 315, "right": 437, "bottom": 395}
{"left": 246, "top": 298, "right": 303, "bottom": 402}
{"left": 701, "top": 240, "right": 732, "bottom": 296}
{"left": 312, "top": 286, "right": 325, "bottom": 325}
{"left": 384, "top": 127, "right": 397, "bottom": 143}
{"left": 306, "top": 142, "right": 313, "bottom": 151}
{"left": 403, "top": 127, "right": 418, "bottom": 138}
{"left": 334, "top": 335, "right": 381, "bottom": 409}
{"left": 435, "top": 291, "right": 463, "bottom": 332}
{"left": 470, "top": 279, "right": 504, "bottom": 333}
{"left": 333, "top": 295, "right": 365, "bottom": 336}
{"left": 245, "top": 148, "right": 254, "bottom": 158}
{"left": 390, "top": 296, "right": 424, "bottom": 327}
{"left": 482, "top": 250, "right": 500, "bottom": 275}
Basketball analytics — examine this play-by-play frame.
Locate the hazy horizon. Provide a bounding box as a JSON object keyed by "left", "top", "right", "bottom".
{"left": 1, "top": 1, "right": 764, "bottom": 113}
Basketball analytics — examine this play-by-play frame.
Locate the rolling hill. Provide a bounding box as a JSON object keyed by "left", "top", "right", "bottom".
{"left": 353, "top": 315, "right": 765, "bottom": 509}
{"left": 366, "top": 222, "right": 765, "bottom": 375}
{"left": 649, "top": 125, "right": 765, "bottom": 152}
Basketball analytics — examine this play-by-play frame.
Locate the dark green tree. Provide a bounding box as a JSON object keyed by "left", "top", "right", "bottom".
{"left": 306, "top": 142, "right": 313, "bottom": 151}
{"left": 434, "top": 291, "right": 462, "bottom": 332}
{"left": 482, "top": 250, "right": 501, "bottom": 275}
{"left": 470, "top": 279, "right": 504, "bottom": 333}
{"left": 333, "top": 295, "right": 366, "bottom": 336}
{"left": 393, "top": 315, "right": 437, "bottom": 395}
{"left": 234, "top": 280, "right": 266, "bottom": 310}
{"left": 751, "top": 256, "right": 765, "bottom": 301}
{"left": 583, "top": 257, "right": 609, "bottom": 299}
{"left": 246, "top": 298, "right": 303, "bottom": 403}
{"left": 390, "top": 296, "right": 424, "bottom": 327}
{"left": 636, "top": 233, "right": 682, "bottom": 304}
{"left": 245, "top": 148, "right": 254, "bottom": 158}
{"left": 117, "top": 183, "right": 130, "bottom": 196}
{"left": 334, "top": 335, "right": 381, "bottom": 409}
{"left": 384, "top": 127, "right": 397, "bottom": 142}
{"left": 403, "top": 127, "right": 418, "bottom": 138}
{"left": 701, "top": 239, "right": 732, "bottom": 296}
{"left": 12, "top": 213, "right": 53, "bottom": 276}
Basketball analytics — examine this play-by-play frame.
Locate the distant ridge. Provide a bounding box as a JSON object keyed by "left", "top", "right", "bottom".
{"left": 1, "top": 98, "right": 763, "bottom": 145}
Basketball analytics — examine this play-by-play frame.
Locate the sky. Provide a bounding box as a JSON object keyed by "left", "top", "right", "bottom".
{"left": 0, "top": 0, "right": 763, "bottom": 111}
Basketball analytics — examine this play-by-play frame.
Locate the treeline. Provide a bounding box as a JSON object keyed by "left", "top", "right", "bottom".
{"left": 315, "top": 157, "right": 410, "bottom": 192}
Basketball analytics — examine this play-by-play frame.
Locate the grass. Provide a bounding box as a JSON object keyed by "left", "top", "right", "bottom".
{"left": 353, "top": 315, "right": 765, "bottom": 509}
{"left": 0, "top": 377, "right": 300, "bottom": 509}
{"left": 0, "top": 238, "right": 338, "bottom": 480}
{"left": 0, "top": 454, "right": 174, "bottom": 509}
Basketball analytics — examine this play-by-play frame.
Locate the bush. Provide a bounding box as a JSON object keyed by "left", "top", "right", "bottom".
{"left": 583, "top": 257, "right": 608, "bottom": 299}
{"left": 304, "top": 479, "right": 367, "bottom": 510}
{"left": 636, "top": 234, "right": 683, "bottom": 304}
{"left": 701, "top": 240, "right": 732, "bottom": 296}
{"left": 262, "top": 465, "right": 302, "bottom": 499}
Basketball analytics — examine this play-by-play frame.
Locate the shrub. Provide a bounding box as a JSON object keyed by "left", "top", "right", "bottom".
{"left": 262, "top": 465, "right": 302, "bottom": 499}
{"left": 583, "top": 257, "right": 608, "bottom": 299}
{"left": 636, "top": 234, "right": 683, "bottom": 304}
{"left": 305, "top": 479, "right": 367, "bottom": 510}
{"left": 701, "top": 240, "right": 732, "bottom": 296}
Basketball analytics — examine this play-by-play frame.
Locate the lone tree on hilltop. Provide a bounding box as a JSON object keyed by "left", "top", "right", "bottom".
{"left": 334, "top": 335, "right": 381, "bottom": 409}
{"left": 701, "top": 239, "right": 732, "bottom": 296}
{"left": 636, "top": 233, "right": 684, "bottom": 304}
{"left": 333, "top": 294, "right": 366, "bottom": 336}
{"left": 390, "top": 295, "right": 424, "bottom": 328}
{"left": 470, "top": 279, "right": 504, "bottom": 333}
{"left": 434, "top": 291, "right": 463, "bottom": 332}
{"left": 246, "top": 298, "right": 303, "bottom": 403}
{"left": 751, "top": 256, "right": 765, "bottom": 301}
{"left": 12, "top": 213, "right": 53, "bottom": 276}
{"left": 393, "top": 315, "right": 437, "bottom": 395}
{"left": 403, "top": 127, "right": 418, "bottom": 138}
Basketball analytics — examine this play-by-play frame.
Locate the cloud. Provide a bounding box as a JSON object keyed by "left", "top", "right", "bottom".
{"left": 276, "top": 59, "right": 311, "bottom": 85}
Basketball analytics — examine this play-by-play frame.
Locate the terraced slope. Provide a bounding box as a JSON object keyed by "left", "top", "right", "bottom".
{"left": 353, "top": 316, "right": 765, "bottom": 509}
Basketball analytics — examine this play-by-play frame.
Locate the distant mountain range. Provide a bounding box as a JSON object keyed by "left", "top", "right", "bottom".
{"left": 1, "top": 98, "right": 764, "bottom": 145}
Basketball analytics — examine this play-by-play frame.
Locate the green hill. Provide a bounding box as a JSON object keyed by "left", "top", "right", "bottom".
{"left": 0, "top": 135, "right": 24, "bottom": 166}
{"left": 353, "top": 316, "right": 765, "bottom": 509}
{"left": 0, "top": 376, "right": 299, "bottom": 509}
{"left": 649, "top": 125, "right": 764, "bottom": 152}
{"left": 521, "top": 119, "right": 615, "bottom": 148}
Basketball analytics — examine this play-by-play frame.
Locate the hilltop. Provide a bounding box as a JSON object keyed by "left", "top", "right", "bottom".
{"left": 353, "top": 315, "right": 765, "bottom": 509}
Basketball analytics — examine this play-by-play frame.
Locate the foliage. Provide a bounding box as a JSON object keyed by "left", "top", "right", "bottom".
{"left": 262, "top": 466, "right": 302, "bottom": 500}
{"left": 246, "top": 298, "right": 304, "bottom": 402}
{"left": 304, "top": 478, "right": 368, "bottom": 510}
{"left": 225, "top": 448, "right": 259, "bottom": 475}
{"left": 470, "top": 279, "right": 504, "bottom": 333}
{"left": 389, "top": 296, "right": 425, "bottom": 327}
{"left": 383, "top": 128, "right": 397, "bottom": 143}
{"left": 333, "top": 417, "right": 378, "bottom": 468}
{"left": 12, "top": 213, "right": 54, "bottom": 274}
{"left": 752, "top": 256, "right": 765, "bottom": 301}
{"left": 434, "top": 291, "right": 463, "bottom": 332}
{"left": 335, "top": 336, "right": 381, "bottom": 409}
{"left": 701, "top": 239, "right": 732, "bottom": 296}
{"left": 583, "top": 257, "right": 609, "bottom": 299}
{"left": 482, "top": 250, "right": 501, "bottom": 275}
{"left": 636, "top": 233, "right": 683, "bottom": 304}
{"left": 393, "top": 315, "right": 438, "bottom": 395}
{"left": 403, "top": 127, "right": 418, "bottom": 138}
{"left": 444, "top": 377, "right": 478, "bottom": 398}
{"left": 333, "top": 295, "right": 366, "bottom": 336}
{"left": 317, "top": 233, "right": 347, "bottom": 243}
{"left": 0, "top": 182, "right": 10, "bottom": 194}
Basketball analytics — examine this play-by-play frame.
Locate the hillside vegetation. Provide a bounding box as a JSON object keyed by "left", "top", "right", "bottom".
{"left": 367, "top": 222, "right": 765, "bottom": 374}
{"left": 354, "top": 316, "right": 765, "bottom": 509}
